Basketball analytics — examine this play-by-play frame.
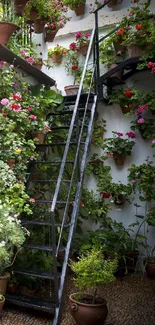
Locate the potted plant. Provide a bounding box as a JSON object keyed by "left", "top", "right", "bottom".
{"left": 48, "top": 45, "right": 68, "bottom": 64}
{"left": 63, "top": 0, "right": 86, "bottom": 16}
{"left": 106, "top": 0, "right": 118, "bottom": 8}
{"left": 44, "top": 6, "right": 69, "bottom": 42}
{"left": 103, "top": 131, "right": 136, "bottom": 166}
{"left": 64, "top": 49, "right": 80, "bottom": 95}
{"left": 109, "top": 88, "right": 142, "bottom": 114}
{"left": 145, "top": 246, "right": 155, "bottom": 278}
{"left": 0, "top": 294, "right": 5, "bottom": 312}
{"left": 75, "top": 31, "right": 91, "bottom": 56}
{"left": 19, "top": 45, "right": 44, "bottom": 70}
{"left": 13, "top": 0, "right": 28, "bottom": 15}
{"left": 128, "top": 159, "right": 155, "bottom": 202}
{"left": 69, "top": 248, "right": 118, "bottom": 325}
{"left": 0, "top": 9, "right": 18, "bottom": 45}
{"left": 130, "top": 117, "right": 155, "bottom": 140}
{"left": 24, "top": 0, "right": 53, "bottom": 32}
{"left": 111, "top": 182, "right": 133, "bottom": 205}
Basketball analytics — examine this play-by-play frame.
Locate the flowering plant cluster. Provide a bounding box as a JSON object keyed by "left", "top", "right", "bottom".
{"left": 48, "top": 45, "right": 68, "bottom": 57}
{"left": 109, "top": 87, "right": 141, "bottom": 112}
{"left": 104, "top": 131, "right": 136, "bottom": 157}
{"left": 44, "top": 0, "right": 69, "bottom": 32}
{"left": 19, "top": 46, "right": 43, "bottom": 65}
{"left": 131, "top": 117, "right": 155, "bottom": 140}
{"left": 63, "top": 0, "right": 86, "bottom": 10}
{"left": 75, "top": 31, "right": 91, "bottom": 47}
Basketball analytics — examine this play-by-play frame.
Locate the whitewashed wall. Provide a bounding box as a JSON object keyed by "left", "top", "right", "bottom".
{"left": 32, "top": 0, "right": 155, "bottom": 249}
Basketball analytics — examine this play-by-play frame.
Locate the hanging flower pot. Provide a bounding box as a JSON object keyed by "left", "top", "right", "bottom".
{"left": 0, "top": 274, "right": 10, "bottom": 295}
{"left": 79, "top": 43, "right": 89, "bottom": 56}
{"left": 34, "top": 19, "right": 46, "bottom": 34}
{"left": 32, "top": 60, "right": 43, "bottom": 71}
{"left": 31, "top": 131, "right": 45, "bottom": 144}
{"left": 14, "top": 0, "right": 28, "bottom": 15}
{"left": 0, "top": 22, "right": 18, "bottom": 46}
{"left": 114, "top": 194, "right": 125, "bottom": 205}
{"left": 127, "top": 45, "right": 143, "bottom": 58}
{"left": 26, "top": 9, "right": 38, "bottom": 24}
{"left": 52, "top": 53, "right": 63, "bottom": 64}
{"left": 64, "top": 85, "right": 79, "bottom": 96}
{"left": 120, "top": 104, "right": 133, "bottom": 114}
{"left": 107, "top": 0, "right": 117, "bottom": 8}
{"left": 44, "top": 28, "right": 58, "bottom": 42}
{"left": 74, "top": 4, "right": 85, "bottom": 16}
{"left": 7, "top": 159, "right": 15, "bottom": 168}
{"left": 113, "top": 42, "right": 126, "bottom": 55}
{"left": 113, "top": 152, "right": 125, "bottom": 166}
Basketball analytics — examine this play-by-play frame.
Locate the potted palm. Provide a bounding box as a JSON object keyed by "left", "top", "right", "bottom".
{"left": 63, "top": 0, "right": 86, "bottom": 16}
{"left": 104, "top": 131, "right": 136, "bottom": 166}
{"left": 69, "top": 248, "right": 118, "bottom": 325}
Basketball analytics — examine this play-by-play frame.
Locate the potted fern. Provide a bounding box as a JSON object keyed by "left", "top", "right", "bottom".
{"left": 69, "top": 248, "right": 117, "bottom": 325}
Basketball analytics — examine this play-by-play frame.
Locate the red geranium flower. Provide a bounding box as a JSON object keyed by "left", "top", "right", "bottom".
{"left": 100, "top": 192, "right": 111, "bottom": 199}
{"left": 72, "top": 65, "right": 78, "bottom": 70}
{"left": 123, "top": 89, "right": 133, "bottom": 98}
{"left": 136, "top": 24, "right": 143, "bottom": 30}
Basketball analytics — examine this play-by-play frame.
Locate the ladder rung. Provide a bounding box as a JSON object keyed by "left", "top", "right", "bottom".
{"left": 21, "top": 220, "right": 71, "bottom": 227}
{"left": 35, "top": 141, "right": 85, "bottom": 147}
{"left": 34, "top": 200, "right": 74, "bottom": 204}
{"left": 14, "top": 268, "right": 57, "bottom": 280}
{"left": 33, "top": 160, "right": 74, "bottom": 164}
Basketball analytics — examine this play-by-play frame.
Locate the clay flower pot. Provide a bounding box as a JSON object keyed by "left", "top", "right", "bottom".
{"left": 107, "top": 0, "right": 117, "bottom": 8}
{"left": 114, "top": 194, "right": 125, "bottom": 205}
{"left": 7, "top": 285, "right": 18, "bottom": 293}
{"left": 113, "top": 152, "right": 125, "bottom": 166}
{"left": 19, "top": 286, "right": 36, "bottom": 296}
{"left": 126, "top": 251, "right": 139, "bottom": 271}
{"left": 34, "top": 19, "right": 46, "bottom": 33}
{"left": 120, "top": 104, "right": 133, "bottom": 114}
{"left": 44, "top": 28, "right": 58, "bottom": 42}
{"left": 33, "top": 61, "right": 43, "bottom": 70}
{"left": 113, "top": 42, "right": 126, "bottom": 55}
{"left": 0, "top": 296, "right": 5, "bottom": 313}
{"left": 127, "top": 45, "right": 143, "bottom": 58}
{"left": 146, "top": 259, "right": 155, "bottom": 278}
{"left": 74, "top": 4, "right": 85, "bottom": 16}
{"left": 14, "top": 0, "right": 28, "bottom": 15}
{"left": 26, "top": 9, "right": 38, "bottom": 24}
{"left": 69, "top": 293, "right": 108, "bottom": 325}
{"left": 79, "top": 43, "right": 89, "bottom": 56}
{"left": 52, "top": 53, "right": 63, "bottom": 64}
{"left": 0, "top": 22, "right": 18, "bottom": 46}
{"left": 64, "top": 85, "right": 79, "bottom": 96}
{"left": 0, "top": 274, "right": 10, "bottom": 295}
{"left": 31, "top": 131, "right": 45, "bottom": 144}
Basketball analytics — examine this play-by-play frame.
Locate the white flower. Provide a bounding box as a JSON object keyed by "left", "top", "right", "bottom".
{"left": 0, "top": 241, "right": 5, "bottom": 247}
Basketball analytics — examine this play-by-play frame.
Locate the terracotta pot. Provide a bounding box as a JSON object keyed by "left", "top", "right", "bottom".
{"left": 146, "top": 260, "right": 155, "bottom": 278}
{"left": 79, "top": 44, "right": 89, "bottom": 56}
{"left": 0, "top": 296, "right": 5, "bottom": 312}
{"left": 31, "top": 131, "right": 45, "bottom": 144}
{"left": 14, "top": 0, "right": 28, "bottom": 15}
{"left": 7, "top": 285, "right": 18, "bottom": 293}
{"left": 52, "top": 53, "right": 63, "bottom": 64}
{"left": 113, "top": 42, "right": 126, "bottom": 55}
{"left": 74, "top": 4, "right": 85, "bottom": 16}
{"left": 7, "top": 159, "right": 15, "bottom": 168}
{"left": 127, "top": 45, "right": 143, "bottom": 58}
{"left": 26, "top": 9, "right": 38, "bottom": 24}
{"left": 19, "top": 286, "right": 36, "bottom": 296}
{"left": 64, "top": 85, "right": 79, "bottom": 96}
{"left": 0, "top": 274, "right": 10, "bottom": 295}
{"left": 126, "top": 251, "right": 139, "bottom": 270}
{"left": 0, "top": 22, "right": 18, "bottom": 46}
{"left": 32, "top": 61, "right": 43, "bottom": 70}
{"left": 44, "top": 28, "right": 58, "bottom": 42}
{"left": 113, "top": 153, "right": 125, "bottom": 166}
{"left": 69, "top": 293, "right": 108, "bottom": 325}
{"left": 34, "top": 19, "right": 46, "bottom": 34}
{"left": 114, "top": 194, "right": 125, "bottom": 205}
{"left": 120, "top": 104, "right": 133, "bottom": 114}
{"left": 107, "top": 0, "right": 117, "bottom": 8}
{"left": 109, "top": 64, "right": 123, "bottom": 79}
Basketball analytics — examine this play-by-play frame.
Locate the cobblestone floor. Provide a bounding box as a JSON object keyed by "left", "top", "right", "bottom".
{"left": 2, "top": 274, "right": 155, "bottom": 325}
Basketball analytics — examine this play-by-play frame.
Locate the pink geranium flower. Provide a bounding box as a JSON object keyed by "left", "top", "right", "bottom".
{"left": 136, "top": 104, "right": 148, "bottom": 115}
{"left": 13, "top": 92, "right": 22, "bottom": 101}
{"left": 29, "top": 115, "right": 37, "bottom": 120}
{"left": 25, "top": 56, "right": 35, "bottom": 65}
{"left": 117, "top": 132, "right": 123, "bottom": 137}
{"left": 126, "top": 132, "right": 136, "bottom": 138}
{"left": 152, "top": 139, "right": 155, "bottom": 144}
{"left": 11, "top": 103, "right": 22, "bottom": 112}
{"left": 0, "top": 98, "right": 9, "bottom": 105}
{"left": 137, "top": 118, "right": 145, "bottom": 124}
{"left": 75, "top": 32, "right": 82, "bottom": 38}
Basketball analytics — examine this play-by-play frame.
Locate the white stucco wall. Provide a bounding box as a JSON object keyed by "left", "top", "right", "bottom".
{"left": 32, "top": 0, "right": 155, "bottom": 250}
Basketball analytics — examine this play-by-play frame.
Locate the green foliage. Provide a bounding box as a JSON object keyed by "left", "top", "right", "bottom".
{"left": 63, "top": 0, "right": 86, "bottom": 10}
{"left": 91, "top": 119, "right": 106, "bottom": 148}
{"left": 131, "top": 118, "right": 155, "bottom": 140}
{"left": 104, "top": 131, "right": 135, "bottom": 157}
{"left": 24, "top": 0, "right": 54, "bottom": 19}
{"left": 70, "top": 248, "right": 117, "bottom": 292}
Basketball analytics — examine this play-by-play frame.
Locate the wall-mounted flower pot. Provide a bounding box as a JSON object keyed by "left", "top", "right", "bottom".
{"left": 64, "top": 85, "right": 79, "bottom": 96}
{"left": 0, "top": 274, "right": 10, "bottom": 295}
{"left": 52, "top": 53, "right": 63, "bottom": 64}
{"left": 14, "top": 0, "right": 28, "bottom": 15}
{"left": 107, "top": 0, "right": 117, "bottom": 8}
{"left": 26, "top": 9, "right": 38, "bottom": 24}
{"left": 7, "top": 159, "right": 15, "bottom": 168}
{"left": 74, "top": 4, "right": 85, "bottom": 16}
{"left": 33, "top": 61, "right": 43, "bottom": 70}
{"left": 44, "top": 28, "right": 58, "bottom": 42}
{"left": 113, "top": 42, "right": 126, "bottom": 55}
{"left": 127, "top": 45, "right": 143, "bottom": 58}
{"left": 69, "top": 293, "right": 108, "bottom": 325}
{"left": 31, "top": 131, "right": 45, "bottom": 144}
{"left": 114, "top": 194, "right": 125, "bottom": 205}
{"left": 79, "top": 43, "right": 89, "bottom": 56}
{"left": 120, "top": 104, "right": 133, "bottom": 114}
{"left": 113, "top": 152, "right": 125, "bottom": 166}
{"left": 34, "top": 19, "right": 46, "bottom": 33}
{"left": 146, "top": 259, "right": 155, "bottom": 278}
{"left": 0, "top": 22, "right": 18, "bottom": 46}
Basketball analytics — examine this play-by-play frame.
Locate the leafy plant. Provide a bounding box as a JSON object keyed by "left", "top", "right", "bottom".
{"left": 103, "top": 131, "right": 136, "bottom": 156}
{"left": 131, "top": 117, "right": 155, "bottom": 140}
{"left": 63, "top": 0, "right": 86, "bottom": 10}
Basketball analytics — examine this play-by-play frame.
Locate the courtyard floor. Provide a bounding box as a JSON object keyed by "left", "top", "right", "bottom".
{"left": 2, "top": 274, "right": 155, "bottom": 325}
